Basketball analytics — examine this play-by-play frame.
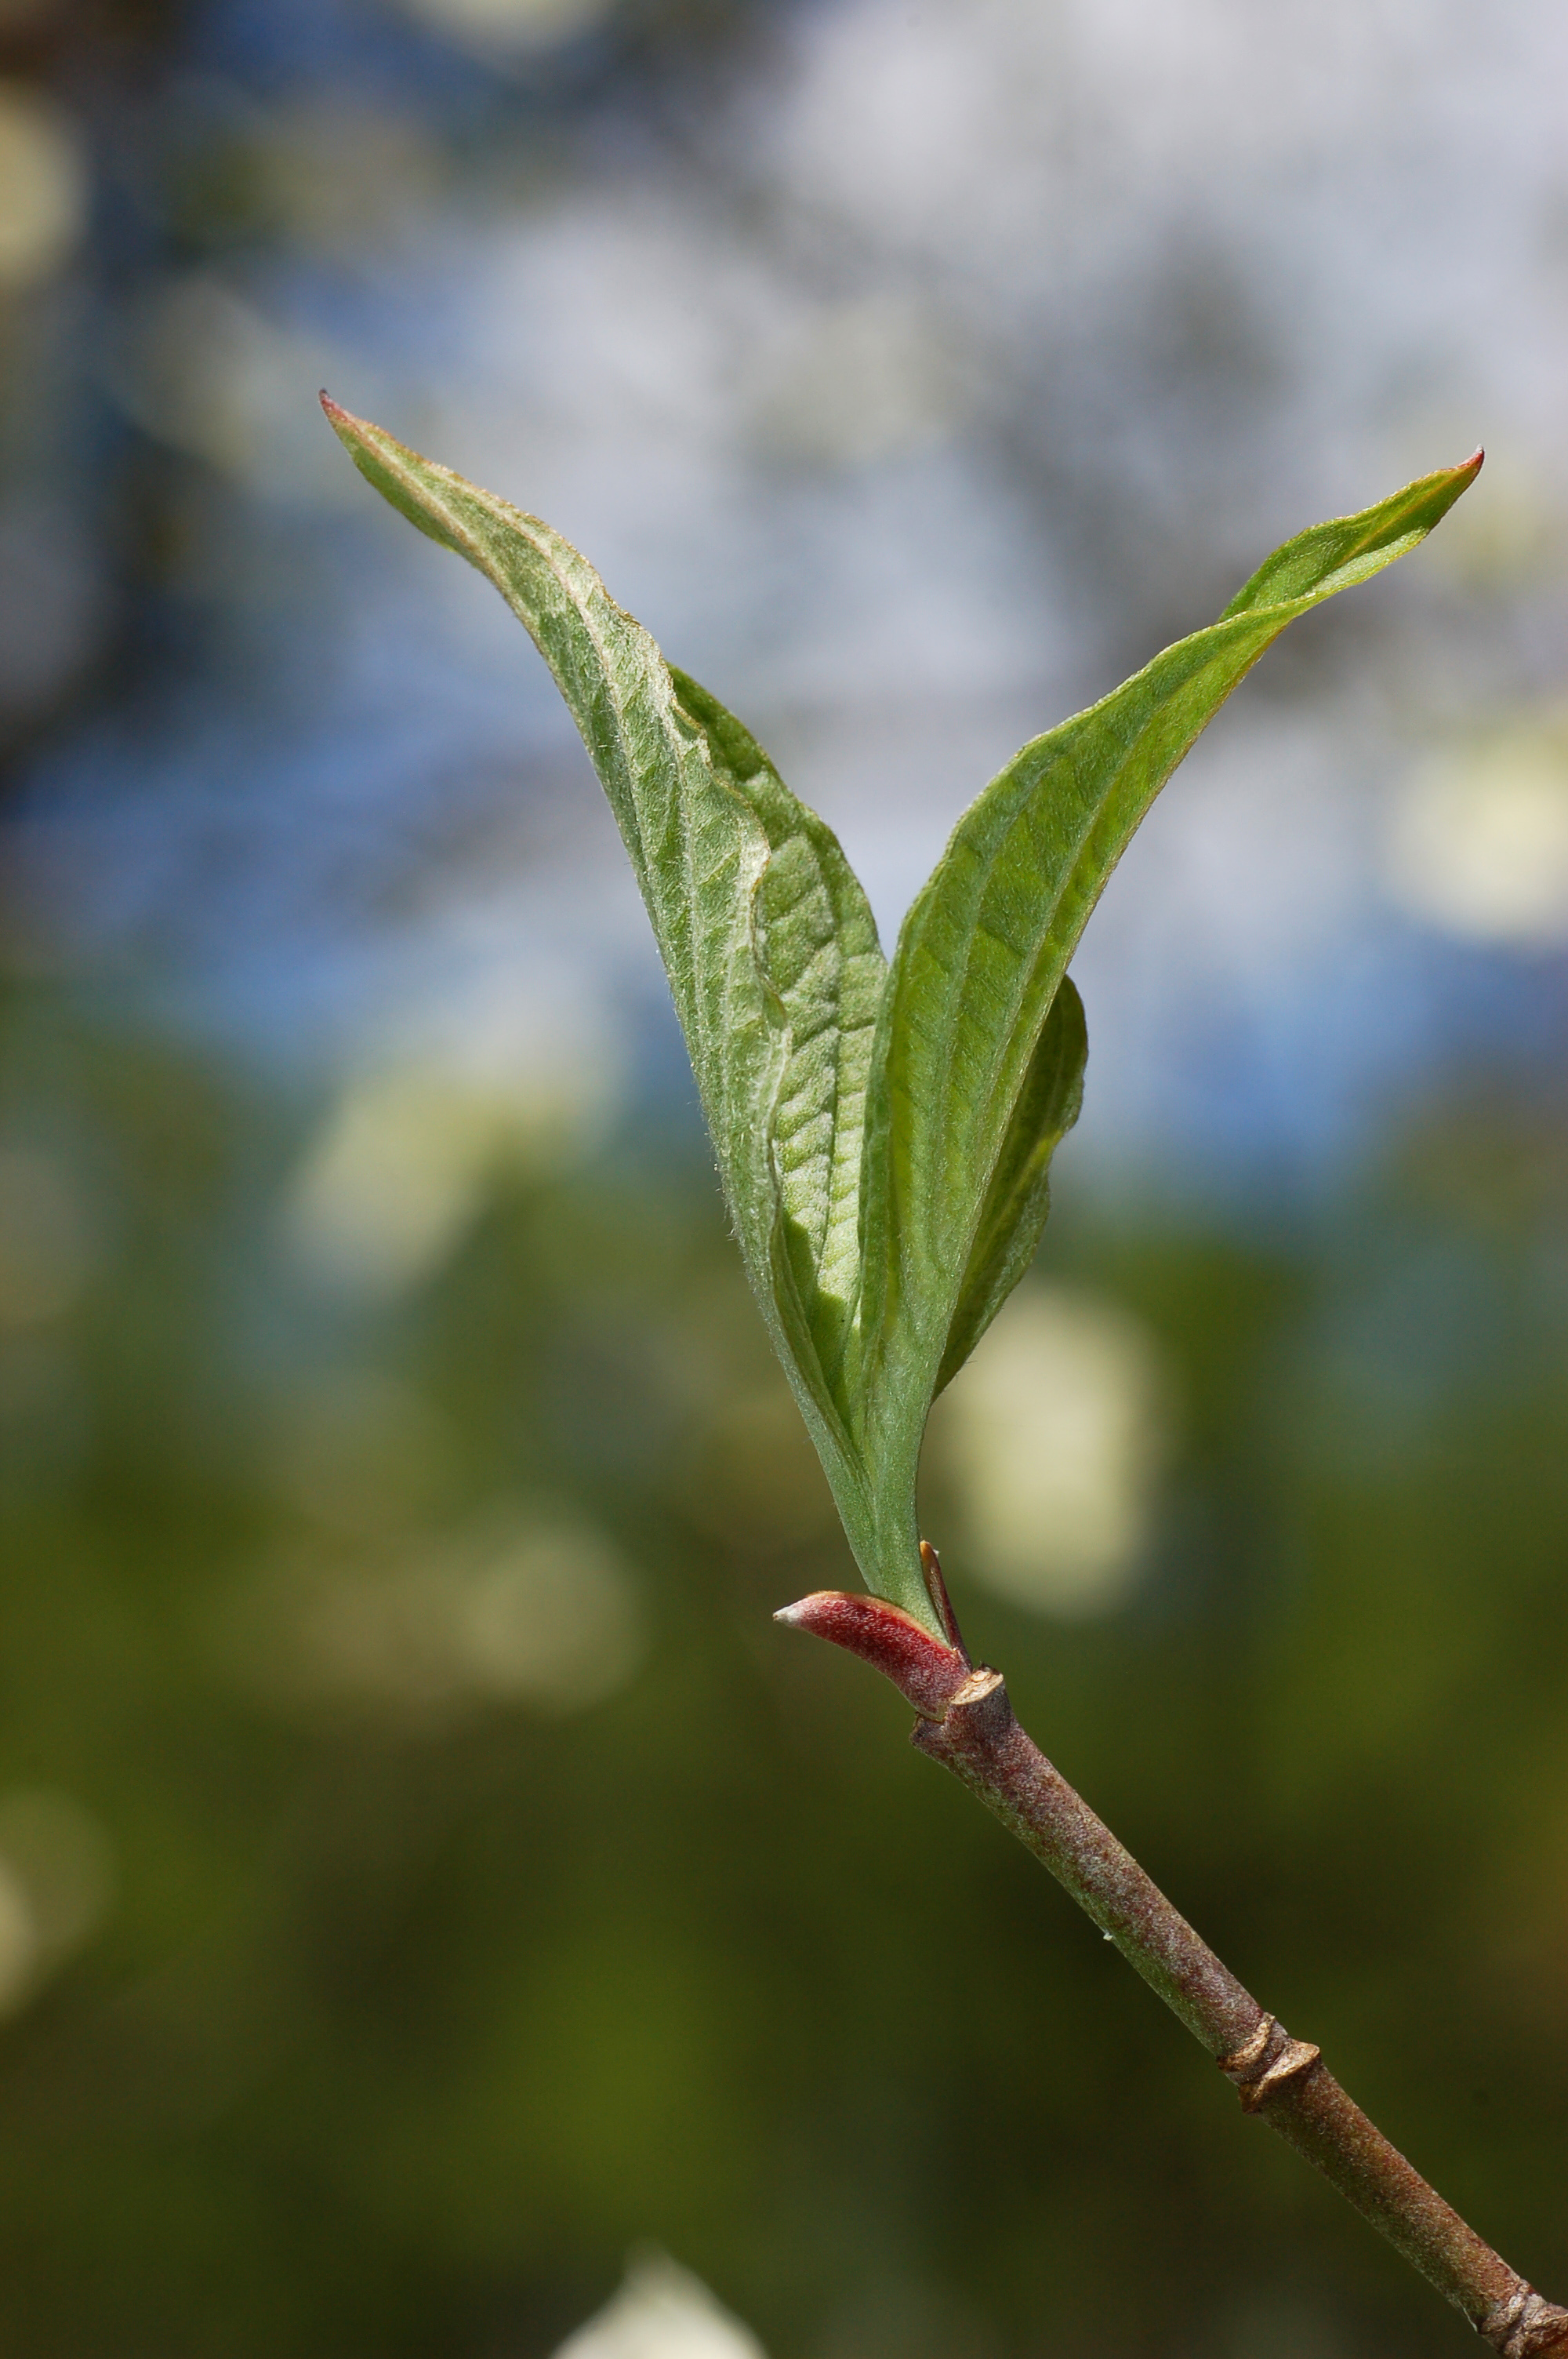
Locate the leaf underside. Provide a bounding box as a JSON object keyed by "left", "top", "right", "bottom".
{"left": 325, "top": 394, "right": 1480, "bottom": 1634}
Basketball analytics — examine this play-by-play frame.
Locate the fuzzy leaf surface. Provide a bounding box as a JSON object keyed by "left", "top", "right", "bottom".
{"left": 323, "top": 399, "right": 887, "bottom": 1563}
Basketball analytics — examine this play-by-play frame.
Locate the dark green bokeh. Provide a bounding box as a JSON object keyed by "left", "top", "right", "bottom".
{"left": 2, "top": 964, "right": 1565, "bottom": 2359}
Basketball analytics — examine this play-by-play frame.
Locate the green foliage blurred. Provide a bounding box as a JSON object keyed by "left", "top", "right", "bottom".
{"left": 2, "top": 951, "right": 1566, "bottom": 2359}
{"left": 1, "top": 1, "right": 1566, "bottom": 2350}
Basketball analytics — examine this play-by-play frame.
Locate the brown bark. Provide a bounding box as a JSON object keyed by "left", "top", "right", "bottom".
{"left": 776, "top": 1570, "right": 1568, "bottom": 2355}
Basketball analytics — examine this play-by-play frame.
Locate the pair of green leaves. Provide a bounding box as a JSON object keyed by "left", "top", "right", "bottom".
{"left": 325, "top": 394, "right": 1479, "bottom": 1638}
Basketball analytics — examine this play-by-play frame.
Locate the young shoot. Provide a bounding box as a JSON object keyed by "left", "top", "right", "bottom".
{"left": 323, "top": 400, "right": 1566, "bottom": 2354}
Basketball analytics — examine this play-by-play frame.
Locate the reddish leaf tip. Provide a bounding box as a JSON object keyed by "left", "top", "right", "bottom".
{"left": 1461, "top": 445, "right": 1485, "bottom": 474}
{"left": 319, "top": 391, "right": 365, "bottom": 435}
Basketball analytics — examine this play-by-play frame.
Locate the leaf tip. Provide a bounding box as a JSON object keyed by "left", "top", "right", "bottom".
{"left": 316, "top": 396, "right": 473, "bottom": 561}
{"left": 1460, "top": 445, "right": 1485, "bottom": 476}
{"left": 318, "top": 388, "right": 367, "bottom": 445}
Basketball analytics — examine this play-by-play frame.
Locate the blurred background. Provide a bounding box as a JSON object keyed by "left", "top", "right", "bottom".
{"left": 2, "top": 0, "right": 1567, "bottom": 2353}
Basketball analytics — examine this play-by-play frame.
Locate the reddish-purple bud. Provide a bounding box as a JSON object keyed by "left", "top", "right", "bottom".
{"left": 774, "top": 1590, "right": 971, "bottom": 1718}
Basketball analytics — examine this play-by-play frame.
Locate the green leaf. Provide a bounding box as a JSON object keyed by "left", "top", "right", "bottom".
{"left": 666, "top": 671, "right": 886, "bottom": 1404}
{"left": 933, "top": 974, "right": 1087, "bottom": 1399}
{"left": 850, "top": 454, "right": 1483, "bottom": 1602}
{"left": 321, "top": 397, "right": 888, "bottom": 1572}
{"left": 326, "top": 394, "right": 1480, "bottom": 1638}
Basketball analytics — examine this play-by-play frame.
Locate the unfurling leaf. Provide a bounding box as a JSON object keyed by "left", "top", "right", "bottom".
{"left": 325, "top": 393, "right": 1480, "bottom": 1636}
{"left": 848, "top": 455, "right": 1483, "bottom": 1598}
{"left": 321, "top": 398, "right": 887, "bottom": 1581}
{"left": 933, "top": 975, "right": 1087, "bottom": 1401}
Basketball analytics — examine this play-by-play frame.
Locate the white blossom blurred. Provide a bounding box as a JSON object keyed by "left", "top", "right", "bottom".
{"left": 550, "top": 2254, "right": 768, "bottom": 2359}
{"left": 1385, "top": 718, "right": 1568, "bottom": 947}
{"left": 0, "top": 83, "right": 85, "bottom": 292}
{"left": 931, "top": 1284, "right": 1171, "bottom": 1618}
